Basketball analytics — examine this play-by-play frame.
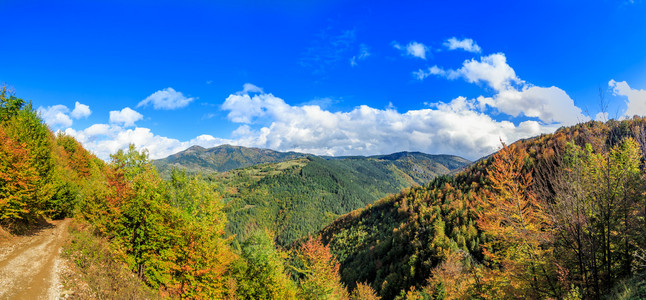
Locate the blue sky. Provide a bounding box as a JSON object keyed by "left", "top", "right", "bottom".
{"left": 2, "top": 0, "right": 646, "bottom": 160}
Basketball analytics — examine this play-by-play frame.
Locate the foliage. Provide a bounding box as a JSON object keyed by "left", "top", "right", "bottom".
{"left": 545, "top": 137, "right": 644, "bottom": 298}
{"left": 320, "top": 173, "right": 483, "bottom": 299}
{"left": 62, "top": 220, "right": 157, "bottom": 299}
{"left": 0, "top": 126, "right": 39, "bottom": 226}
{"left": 0, "top": 87, "right": 55, "bottom": 227}
{"left": 351, "top": 282, "right": 381, "bottom": 300}
{"left": 219, "top": 154, "right": 469, "bottom": 246}
{"left": 7, "top": 85, "right": 646, "bottom": 299}
{"left": 294, "top": 236, "right": 350, "bottom": 300}
{"left": 474, "top": 142, "right": 557, "bottom": 298}
{"left": 154, "top": 144, "right": 309, "bottom": 176}
{"left": 84, "top": 145, "right": 236, "bottom": 298}
{"left": 230, "top": 230, "right": 297, "bottom": 299}
{"left": 320, "top": 119, "right": 646, "bottom": 299}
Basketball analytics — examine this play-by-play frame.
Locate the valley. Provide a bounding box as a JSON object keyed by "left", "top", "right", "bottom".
{"left": 159, "top": 148, "right": 469, "bottom": 245}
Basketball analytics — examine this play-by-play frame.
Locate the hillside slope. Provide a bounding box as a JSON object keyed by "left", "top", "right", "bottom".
{"left": 212, "top": 153, "right": 470, "bottom": 245}
{"left": 153, "top": 144, "right": 308, "bottom": 175}
{"left": 317, "top": 118, "right": 646, "bottom": 299}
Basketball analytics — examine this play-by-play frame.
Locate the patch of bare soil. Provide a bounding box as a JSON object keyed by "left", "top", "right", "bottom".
{"left": 0, "top": 218, "right": 70, "bottom": 299}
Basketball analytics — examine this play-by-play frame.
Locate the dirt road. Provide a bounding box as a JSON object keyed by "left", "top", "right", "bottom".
{"left": 0, "top": 219, "right": 70, "bottom": 300}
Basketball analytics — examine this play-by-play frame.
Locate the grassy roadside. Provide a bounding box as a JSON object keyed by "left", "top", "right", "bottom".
{"left": 60, "top": 220, "right": 158, "bottom": 299}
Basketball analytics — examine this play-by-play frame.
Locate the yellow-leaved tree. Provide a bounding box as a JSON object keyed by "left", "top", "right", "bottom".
{"left": 475, "top": 142, "right": 557, "bottom": 298}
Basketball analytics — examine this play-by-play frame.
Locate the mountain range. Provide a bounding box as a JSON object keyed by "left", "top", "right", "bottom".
{"left": 153, "top": 145, "right": 471, "bottom": 245}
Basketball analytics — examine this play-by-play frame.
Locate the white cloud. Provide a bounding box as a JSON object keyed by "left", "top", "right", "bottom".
{"left": 406, "top": 41, "right": 429, "bottom": 59}
{"left": 484, "top": 86, "right": 588, "bottom": 125}
{"left": 238, "top": 83, "right": 264, "bottom": 95}
{"left": 609, "top": 79, "right": 646, "bottom": 117}
{"left": 443, "top": 37, "right": 481, "bottom": 53}
{"left": 422, "top": 53, "right": 587, "bottom": 125}
{"left": 448, "top": 53, "right": 520, "bottom": 90}
{"left": 221, "top": 92, "right": 282, "bottom": 124}
{"left": 109, "top": 107, "right": 143, "bottom": 127}
{"left": 84, "top": 124, "right": 111, "bottom": 137}
{"left": 220, "top": 89, "right": 557, "bottom": 160}
{"left": 413, "top": 66, "right": 446, "bottom": 80}
{"left": 64, "top": 78, "right": 572, "bottom": 162}
{"left": 65, "top": 124, "right": 234, "bottom": 160}
{"left": 232, "top": 124, "right": 253, "bottom": 137}
{"left": 595, "top": 112, "right": 609, "bottom": 122}
{"left": 350, "top": 44, "right": 370, "bottom": 67}
{"left": 138, "top": 87, "right": 195, "bottom": 110}
{"left": 37, "top": 105, "right": 73, "bottom": 128}
{"left": 394, "top": 41, "right": 429, "bottom": 59}
{"left": 415, "top": 54, "right": 520, "bottom": 91}
{"left": 70, "top": 101, "right": 91, "bottom": 119}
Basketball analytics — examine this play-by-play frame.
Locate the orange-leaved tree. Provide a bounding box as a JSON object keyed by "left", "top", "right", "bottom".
{"left": 475, "top": 142, "right": 556, "bottom": 298}
{"left": 0, "top": 126, "right": 39, "bottom": 226}
{"left": 296, "top": 235, "right": 349, "bottom": 300}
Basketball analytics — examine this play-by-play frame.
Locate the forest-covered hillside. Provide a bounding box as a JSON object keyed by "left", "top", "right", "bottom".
{"left": 0, "top": 89, "right": 374, "bottom": 298}
{"left": 4, "top": 86, "right": 646, "bottom": 299}
{"left": 153, "top": 144, "right": 309, "bottom": 175}
{"left": 209, "top": 153, "right": 469, "bottom": 245}
{"left": 317, "top": 118, "right": 646, "bottom": 299}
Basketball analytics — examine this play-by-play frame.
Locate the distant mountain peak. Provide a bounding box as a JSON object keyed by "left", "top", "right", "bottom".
{"left": 154, "top": 144, "right": 309, "bottom": 174}
{"left": 185, "top": 145, "right": 205, "bottom": 151}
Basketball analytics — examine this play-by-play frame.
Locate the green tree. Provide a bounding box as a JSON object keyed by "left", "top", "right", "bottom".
{"left": 0, "top": 126, "right": 39, "bottom": 226}
{"left": 0, "top": 87, "right": 55, "bottom": 223}
{"left": 231, "top": 230, "right": 297, "bottom": 299}
{"left": 551, "top": 138, "right": 643, "bottom": 297}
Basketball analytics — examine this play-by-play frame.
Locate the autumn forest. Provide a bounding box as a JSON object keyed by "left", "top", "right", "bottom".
{"left": 2, "top": 83, "right": 646, "bottom": 300}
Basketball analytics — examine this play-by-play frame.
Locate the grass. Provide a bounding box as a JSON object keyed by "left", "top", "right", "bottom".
{"left": 61, "top": 220, "right": 157, "bottom": 299}
{"left": 605, "top": 273, "right": 646, "bottom": 300}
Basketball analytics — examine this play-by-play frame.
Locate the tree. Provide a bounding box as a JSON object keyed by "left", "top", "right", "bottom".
{"left": 0, "top": 126, "right": 39, "bottom": 226}
{"left": 351, "top": 282, "right": 380, "bottom": 300}
{"left": 550, "top": 138, "right": 643, "bottom": 297}
{"left": 296, "top": 236, "right": 349, "bottom": 300}
{"left": 475, "top": 142, "right": 556, "bottom": 298}
{"left": 0, "top": 85, "right": 24, "bottom": 122}
{"left": 166, "top": 171, "right": 236, "bottom": 298}
{"left": 231, "top": 230, "right": 297, "bottom": 299}
{"left": 0, "top": 88, "right": 54, "bottom": 224}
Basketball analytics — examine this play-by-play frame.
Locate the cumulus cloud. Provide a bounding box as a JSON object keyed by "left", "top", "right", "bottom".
{"left": 441, "top": 53, "right": 520, "bottom": 90}
{"left": 421, "top": 53, "right": 588, "bottom": 125}
{"left": 70, "top": 101, "right": 91, "bottom": 119}
{"left": 65, "top": 124, "right": 234, "bottom": 160}
{"left": 394, "top": 41, "right": 429, "bottom": 59}
{"left": 64, "top": 77, "right": 574, "bottom": 162}
{"left": 413, "top": 66, "right": 446, "bottom": 80}
{"left": 109, "top": 107, "right": 143, "bottom": 127}
{"left": 237, "top": 83, "right": 264, "bottom": 95}
{"left": 138, "top": 87, "right": 195, "bottom": 110}
{"left": 480, "top": 86, "right": 588, "bottom": 125}
{"left": 415, "top": 54, "right": 520, "bottom": 90}
{"left": 37, "top": 105, "right": 73, "bottom": 128}
{"left": 443, "top": 37, "right": 481, "bottom": 53}
{"left": 609, "top": 79, "right": 646, "bottom": 117}
{"left": 219, "top": 88, "right": 557, "bottom": 159}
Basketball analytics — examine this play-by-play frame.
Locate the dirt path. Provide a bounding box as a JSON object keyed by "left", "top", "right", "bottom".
{"left": 0, "top": 219, "right": 70, "bottom": 300}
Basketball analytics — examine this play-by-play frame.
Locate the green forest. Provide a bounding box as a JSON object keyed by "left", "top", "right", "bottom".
{"left": 212, "top": 152, "right": 468, "bottom": 246}
{"left": 3, "top": 87, "right": 646, "bottom": 299}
